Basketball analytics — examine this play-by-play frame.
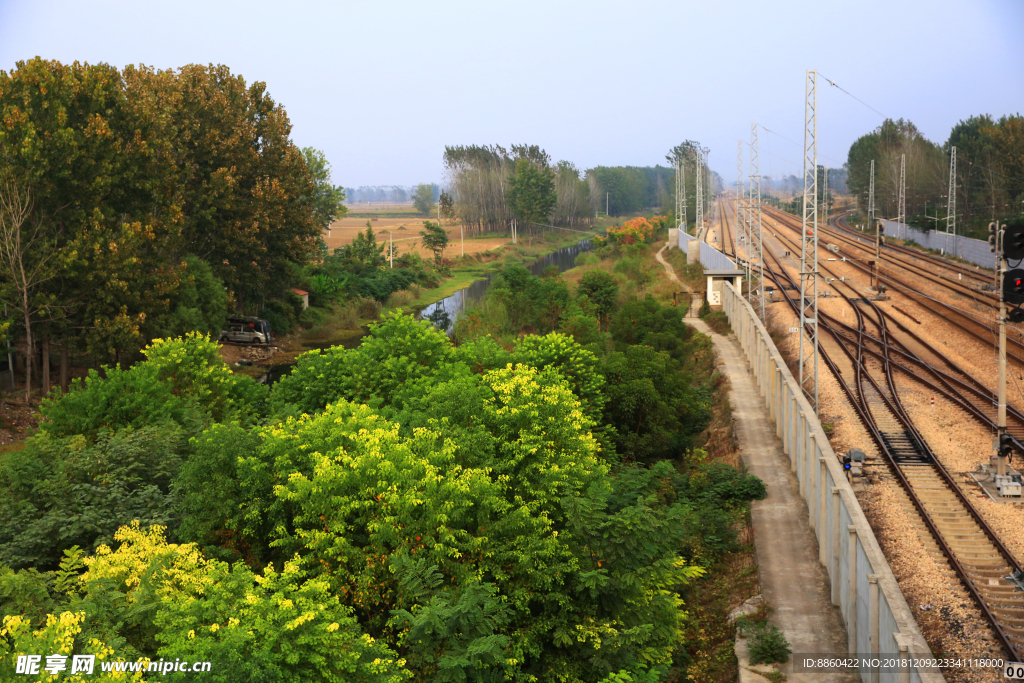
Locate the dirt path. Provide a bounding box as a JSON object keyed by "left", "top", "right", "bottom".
{"left": 656, "top": 240, "right": 702, "bottom": 318}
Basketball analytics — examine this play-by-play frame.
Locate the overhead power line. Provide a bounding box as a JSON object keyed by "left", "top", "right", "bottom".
{"left": 817, "top": 73, "right": 888, "bottom": 120}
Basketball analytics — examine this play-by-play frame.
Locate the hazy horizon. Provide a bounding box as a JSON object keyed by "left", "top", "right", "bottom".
{"left": 2, "top": 0, "right": 1021, "bottom": 188}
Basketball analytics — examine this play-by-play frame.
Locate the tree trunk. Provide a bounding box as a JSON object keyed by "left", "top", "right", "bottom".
{"left": 22, "top": 299, "right": 31, "bottom": 403}
{"left": 41, "top": 334, "right": 50, "bottom": 397}
{"left": 60, "top": 339, "right": 68, "bottom": 394}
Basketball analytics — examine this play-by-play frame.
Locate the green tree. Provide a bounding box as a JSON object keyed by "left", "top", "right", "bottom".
{"left": 507, "top": 158, "right": 556, "bottom": 227}
{"left": 151, "top": 255, "right": 229, "bottom": 339}
{"left": 418, "top": 220, "right": 449, "bottom": 265}
{"left": 577, "top": 270, "right": 620, "bottom": 329}
{"left": 301, "top": 147, "right": 348, "bottom": 230}
{"left": 123, "top": 64, "right": 321, "bottom": 313}
{"left": 411, "top": 183, "right": 436, "bottom": 216}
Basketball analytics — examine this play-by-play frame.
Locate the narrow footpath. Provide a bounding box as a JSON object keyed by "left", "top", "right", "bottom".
{"left": 657, "top": 240, "right": 857, "bottom": 682}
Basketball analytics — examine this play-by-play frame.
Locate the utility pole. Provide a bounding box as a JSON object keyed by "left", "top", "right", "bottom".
{"left": 994, "top": 220, "right": 1008, "bottom": 477}
{"left": 868, "top": 159, "right": 875, "bottom": 229}
{"left": 695, "top": 150, "right": 704, "bottom": 240}
{"left": 873, "top": 216, "right": 883, "bottom": 290}
{"left": 898, "top": 153, "right": 906, "bottom": 241}
{"left": 798, "top": 69, "right": 820, "bottom": 415}
{"left": 751, "top": 122, "right": 764, "bottom": 321}
{"left": 679, "top": 157, "right": 687, "bottom": 234}
{"left": 737, "top": 140, "right": 748, "bottom": 284}
{"left": 947, "top": 146, "right": 957, "bottom": 256}
{"left": 388, "top": 230, "right": 394, "bottom": 269}
{"left": 606, "top": 192, "right": 609, "bottom": 218}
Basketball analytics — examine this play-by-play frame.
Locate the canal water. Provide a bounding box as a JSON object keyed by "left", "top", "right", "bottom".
{"left": 416, "top": 238, "right": 593, "bottom": 332}
{"left": 258, "top": 237, "right": 594, "bottom": 384}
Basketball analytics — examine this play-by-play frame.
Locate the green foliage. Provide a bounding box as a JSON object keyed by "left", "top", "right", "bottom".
{"left": 599, "top": 345, "right": 710, "bottom": 462}
{"left": 0, "top": 426, "right": 183, "bottom": 569}
{"left": 39, "top": 333, "right": 266, "bottom": 440}
{"left": 419, "top": 220, "right": 450, "bottom": 265}
{"left": 453, "top": 336, "right": 513, "bottom": 374}
{"left": 270, "top": 311, "right": 456, "bottom": 415}
{"left": 610, "top": 296, "right": 697, "bottom": 361}
{"left": 301, "top": 147, "right": 348, "bottom": 230}
{"left": 577, "top": 270, "right": 619, "bottom": 328}
{"left": 155, "top": 558, "right": 409, "bottom": 683}
{"left": 174, "top": 423, "right": 261, "bottom": 563}
{"left": 412, "top": 184, "right": 437, "bottom": 216}
{"left": 151, "top": 255, "right": 229, "bottom": 339}
{"left": 746, "top": 622, "right": 792, "bottom": 665}
{"left": 508, "top": 158, "right": 556, "bottom": 225}
{"left": 300, "top": 305, "right": 330, "bottom": 329}
{"left": 513, "top": 332, "right": 606, "bottom": 421}
{"left": 702, "top": 310, "right": 731, "bottom": 335}
{"left": 699, "top": 297, "right": 711, "bottom": 319}
{"left": 484, "top": 264, "right": 571, "bottom": 334}
{"left": 558, "top": 304, "right": 604, "bottom": 346}
{"left": 335, "top": 224, "right": 387, "bottom": 276}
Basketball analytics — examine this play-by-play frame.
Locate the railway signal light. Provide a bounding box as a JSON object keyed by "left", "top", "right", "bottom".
{"left": 1005, "top": 269, "right": 1024, "bottom": 305}
{"left": 1006, "top": 222, "right": 1024, "bottom": 261}
{"left": 1010, "top": 307, "right": 1024, "bottom": 324}
{"left": 999, "top": 432, "right": 1014, "bottom": 459}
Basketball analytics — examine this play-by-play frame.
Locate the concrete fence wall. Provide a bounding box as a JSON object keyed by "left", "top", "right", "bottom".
{"left": 721, "top": 282, "right": 945, "bottom": 683}
{"left": 876, "top": 220, "right": 991, "bottom": 270}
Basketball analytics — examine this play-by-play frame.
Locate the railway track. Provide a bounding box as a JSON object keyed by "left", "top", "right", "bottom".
{"left": 719, "top": 200, "right": 1024, "bottom": 658}
{"left": 760, "top": 205, "right": 1024, "bottom": 372}
{"left": 756, "top": 204, "right": 1024, "bottom": 452}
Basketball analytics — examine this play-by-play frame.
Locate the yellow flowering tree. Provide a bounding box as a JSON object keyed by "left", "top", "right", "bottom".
{"left": 0, "top": 611, "right": 145, "bottom": 682}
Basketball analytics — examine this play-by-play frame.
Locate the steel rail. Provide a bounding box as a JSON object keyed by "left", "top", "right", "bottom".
{"left": 721, "top": 200, "right": 1024, "bottom": 657}
{"left": 764, "top": 206, "right": 1024, "bottom": 368}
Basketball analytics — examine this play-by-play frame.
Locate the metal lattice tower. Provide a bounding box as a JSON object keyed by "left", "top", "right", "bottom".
{"left": 898, "top": 153, "right": 906, "bottom": 240}
{"left": 946, "top": 146, "right": 956, "bottom": 256}
{"left": 737, "top": 140, "right": 749, "bottom": 284}
{"left": 695, "top": 149, "right": 704, "bottom": 239}
{"left": 798, "top": 69, "right": 819, "bottom": 415}
{"left": 751, "top": 122, "right": 764, "bottom": 322}
{"left": 868, "top": 159, "right": 875, "bottom": 224}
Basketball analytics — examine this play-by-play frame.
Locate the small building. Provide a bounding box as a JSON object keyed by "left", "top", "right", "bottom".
{"left": 291, "top": 288, "right": 309, "bottom": 309}
{"left": 698, "top": 241, "right": 743, "bottom": 307}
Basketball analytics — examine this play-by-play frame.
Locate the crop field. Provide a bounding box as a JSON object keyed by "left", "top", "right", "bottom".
{"left": 325, "top": 215, "right": 512, "bottom": 259}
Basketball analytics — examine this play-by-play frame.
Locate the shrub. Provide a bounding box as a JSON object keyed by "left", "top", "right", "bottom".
{"left": 39, "top": 333, "right": 266, "bottom": 440}
{"left": 299, "top": 305, "right": 330, "bottom": 329}
{"left": 0, "top": 425, "right": 185, "bottom": 569}
{"left": 270, "top": 311, "right": 456, "bottom": 415}
{"left": 357, "top": 297, "right": 382, "bottom": 320}
{"left": 385, "top": 289, "right": 415, "bottom": 309}
{"left": 747, "top": 622, "right": 792, "bottom": 665}
{"left": 703, "top": 310, "right": 732, "bottom": 335}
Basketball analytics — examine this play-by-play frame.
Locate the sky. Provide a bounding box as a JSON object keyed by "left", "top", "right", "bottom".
{"left": 1, "top": 0, "right": 1022, "bottom": 188}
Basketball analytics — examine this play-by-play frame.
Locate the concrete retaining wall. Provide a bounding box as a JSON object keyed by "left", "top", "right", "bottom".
{"left": 722, "top": 282, "right": 945, "bottom": 683}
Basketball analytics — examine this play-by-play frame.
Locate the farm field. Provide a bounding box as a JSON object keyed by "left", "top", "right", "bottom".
{"left": 325, "top": 215, "right": 512, "bottom": 259}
